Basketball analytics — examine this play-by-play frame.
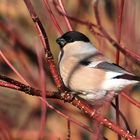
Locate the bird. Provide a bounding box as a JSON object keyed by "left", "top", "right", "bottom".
{"left": 56, "top": 31, "right": 140, "bottom": 103}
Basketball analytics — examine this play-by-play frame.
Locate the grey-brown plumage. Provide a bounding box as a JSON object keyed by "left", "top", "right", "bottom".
{"left": 56, "top": 31, "right": 140, "bottom": 101}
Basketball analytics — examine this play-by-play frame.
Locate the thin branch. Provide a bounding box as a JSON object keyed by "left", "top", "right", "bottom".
{"left": 0, "top": 74, "right": 139, "bottom": 139}
{"left": 53, "top": 0, "right": 97, "bottom": 27}
{"left": 0, "top": 74, "right": 58, "bottom": 98}
{"left": 0, "top": 76, "right": 100, "bottom": 136}
{"left": 36, "top": 45, "right": 47, "bottom": 140}
{"left": 0, "top": 81, "right": 19, "bottom": 90}
{"left": 23, "top": 0, "right": 65, "bottom": 92}
{"left": 0, "top": 21, "right": 38, "bottom": 65}
{"left": 1, "top": 74, "right": 140, "bottom": 111}
{"left": 70, "top": 96, "right": 139, "bottom": 140}
{"left": 54, "top": 0, "right": 140, "bottom": 65}
{"left": 111, "top": 102, "right": 132, "bottom": 133}
{"left": 116, "top": 0, "right": 125, "bottom": 64}
{"left": 21, "top": 1, "right": 140, "bottom": 139}
{"left": 43, "top": 0, "right": 63, "bottom": 35}
{"left": 0, "top": 121, "right": 14, "bottom": 140}
{"left": 93, "top": 0, "right": 140, "bottom": 65}
{"left": 57, "top": 0, "right": 73, "bottom": 31}
{"left": 115, "top": 96, "right": 121, "bottom": 140}
{"left": 121, "top": 91, "right": 140, "bottom": 108}
{"left": 44, "top": 102, "right": 97, "bottom": 134}
{"left": 53, "top": 0, "right": 96, "bottom": 27}
{"left": 53, "top": 0, "right": 105, "bottom": 39}
{"left": 115, "top": 1, "right": 125, "bottom": 140}
{"left": 67, "top": 120, "right": 71, "bottom": 140}
{"left": 0, "top": 50, "right": 29, "bottom": 85}
{"left": 1, "top": 76, "right": 130, "bottom": 139}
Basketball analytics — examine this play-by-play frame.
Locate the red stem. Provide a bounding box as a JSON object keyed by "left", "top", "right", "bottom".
{"left": 57, "top": 0, "right": 73, "bottom": 31}
{"left": 43, "top": 0, "right": 63, "bottom": 35}
{"left": 121, "top": 92, "right": 140, "bottom": 108}
{"left": 0, "top": 81, "right": 19, "bottom": 90}
{"left": 54, "top": 0, "right": 140, "bottom": 64}
{"left": 35, "top": 45, "right": 47, "bottom": 140}
{"left": 67, "top": 120, "right": 71, "bottom": 140}
{"left": 71, "top": 97, "right": 139, "bottom": 140}
{"left": 93, "top": 0, "right": 140, "bottom": 64}
{"left": 21, "top": 0, "right": 140, "bottom": 139}
{"left": 45, "top": 102, "right": 97, "bottom": 134}
{"left": 116, "top": 1, "right": 125, "bottom": 140}
{"left": 0, "top": 74, "right": 140, "bottom": 139}
{"left": 0, "top": 50, "right": 29, "bottom": 85}
{"left": 116, "top": 0, "right": 125, "bottom": 63}
{"left": 23, "top": 0, "right": 65, "bottom": 92}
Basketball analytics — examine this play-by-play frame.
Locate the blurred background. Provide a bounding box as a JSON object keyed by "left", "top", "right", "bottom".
{"left": 0, "top": 0, "right": 140, "bottom": 139}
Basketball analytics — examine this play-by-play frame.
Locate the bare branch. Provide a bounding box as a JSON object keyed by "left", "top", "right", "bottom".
{"left": 23, "top": 0, "right": 65, "bottom": 92}
{"left": 43, "top": 0, "right": 64, "bottom": 34}
{"left": 0, "top": 73, "right": 139, "bottom": 139}
{"left": 93, "top": 0, "right": 140, "bottom": 65}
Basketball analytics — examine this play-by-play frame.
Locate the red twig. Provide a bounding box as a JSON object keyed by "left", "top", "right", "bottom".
{"left": 0, "top": 75, "right": 58, "bottom": 98}
{"left": 57, "top": 0, "right": 73, "bottom": 31}
{"left": 53, "top": 0, "right": 96, "bottom": 28}
{"left": 93, "top": 0, "right": 140, "bottom": 64}
{"left": 67, "top": 120, "right": 71, "bottom": 140}
{"left": 0, "top": 121, "right": 14, "bottom": 140}
{"left": 20, "top": 0, "right": 140, "bottom": 139}
{"left": 35, "top": 45, "right": 47, "bottom": 140}
{"left": 0, "top": 74, "right": 139, "bottom": 139}
{"left": 54, "top": 0, "right": 140, "bottom": 64}
{"left": 111, "top": 102, "right": 132, "bottom": 133}
{"left": 23, "top": 0, "right": 65, "bottom": 92}
{"left": 53, "top": 0, "right": 101, "bottom": 36}
{"left": 71, "top": 97, "right": 139, "bottom": 140}
{"left": 45, "top": 102, "right": 97, "bottom": 135}
{"left": 43, "top": 0, "right": 63, "bottom": 35}
{"left": 0, "top": 81, "right": 19, "bottom": 90}
{"left": 0, "top": 50, "right": 29, "bottom": 85}
{"left": 121, "top": 92, "right": 140, "bottom": 108}
{"left": 116, "top": 0, "right": 125, "bottom": 64}
{"left": 0, "top": 76, "right": 133, "bottom": 138}
{"left": 0, "top": 0, "right": 130, "bottom": 140}
{"left": 116, "top": 1, "right": 125, "bottom": 139}
{"left": 115, "top": 96, "right": 121, "bottom": 140}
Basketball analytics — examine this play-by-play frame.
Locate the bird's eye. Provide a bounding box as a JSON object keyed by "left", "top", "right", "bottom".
{"left": 56, "top": 38, "right": 67, "bottom": 47}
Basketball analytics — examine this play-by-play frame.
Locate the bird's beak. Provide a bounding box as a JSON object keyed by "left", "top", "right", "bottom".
{"left": 56, "top": 37, "right": 67, "bottom": 48}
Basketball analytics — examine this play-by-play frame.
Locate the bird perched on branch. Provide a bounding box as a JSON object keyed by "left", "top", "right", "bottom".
{"left": 56, "top": 31, "right": 140, "bottom": 102}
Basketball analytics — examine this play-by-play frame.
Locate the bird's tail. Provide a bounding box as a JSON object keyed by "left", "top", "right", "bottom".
{"left": 114, "top": 74, "right": 140, "bottom": 81}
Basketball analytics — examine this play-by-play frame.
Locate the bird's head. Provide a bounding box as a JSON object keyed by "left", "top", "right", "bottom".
{"left": 56, "top": 31, "right": 90, "bottom": 48}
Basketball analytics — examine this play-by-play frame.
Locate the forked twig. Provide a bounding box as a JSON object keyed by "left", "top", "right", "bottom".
{"left": 54, "top": 0, "right": 140, "bottom": 64}
{"left": 93, "top": 0, "right": 140, "bottom": 64}
{"left": 0, "top": 0, "right": 139, "bottom": 139}
{"left": 0, "top": 73, "right": 139, "bottom": 139}
{"left": 22, "top": 0, "right": 140, "bottom": 139}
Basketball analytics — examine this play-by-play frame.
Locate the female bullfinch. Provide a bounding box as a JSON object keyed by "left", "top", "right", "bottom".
{"left": 56, "top": 31, "right": 140, "bottom": 101}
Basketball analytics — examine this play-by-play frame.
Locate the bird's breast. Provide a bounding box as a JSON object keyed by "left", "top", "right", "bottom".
{"left": 59, "top": 56, "right": 105, "bottom": 92}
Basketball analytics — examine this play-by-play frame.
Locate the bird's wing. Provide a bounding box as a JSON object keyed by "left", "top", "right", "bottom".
{"left": 72, "top": 51, "right": 140, "bottom": 81}
{"left": 95, "top": 62, "right": 127, "bottom": 73}
{"left": 83, "top": 61, "right": 140, "bottom": 81}
{"left": 80, "top": 56, "right": 126, "bottom": 73}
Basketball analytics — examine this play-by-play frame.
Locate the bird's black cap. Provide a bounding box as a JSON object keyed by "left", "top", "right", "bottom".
{"left": 56, "top": 31, "right": 90, "bottom": 48}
